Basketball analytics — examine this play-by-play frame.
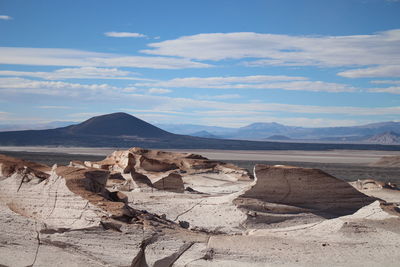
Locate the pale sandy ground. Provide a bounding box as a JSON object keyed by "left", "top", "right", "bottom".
{"left": 1, "top": 146, "right": 399, "bottom": 164}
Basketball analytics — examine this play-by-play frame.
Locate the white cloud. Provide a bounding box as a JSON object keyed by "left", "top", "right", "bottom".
{"left": 113, "top": 93, "right": 400, "bottom": 118}
{"left": 368, "top": 86, "right": 400, "bottom": 94}
{"left": 338, "top": 65, "right": 400, "bottom": 78}
{"left": 148, "top": 88, "right": 172, "bottom": 94}
{"left": 137, "top": 75, "right": 306, "bottom": 87}
{"left": 105, "top": 32, "right": 147, "bottom": 38}
{"left": 0, "top": 111, "right": 9, "bottom": 117}
{"left": 66, "top": 112, "right": 104, "bottom": 120}
{"left": 120, "top": 108, "right": 186, "bottom": 115}
{"left": 135, "top": 75, "right": 356, "bottom": 92}
{"left": 0, "top": 77, "right": 118, "bottom": 97}
{"left": 141, "top": 30, "right": 400, "bottom": 77}
{"left": 143, "top": 95, "right": 400, "bottom": 117}
{"left": 2, "top": 77, "right": 400, "bottom": 125}
{"left": 118, "top": 108, "right": 359, "bottom": 127}
{"left": 370, "top": 80, "right": 400, "bottom": 85}
{"left": 37, "top": 106, "right": 72, "bottom": 109}
{"left": 0, "top": 15, "right": 12, "bottom": 20}
{"left": 195, "top": 115, "right": 360, "bottom": 128}
{"left": 0, "top": 47, "right": 211, "bottom": 69}
{"left": 0, "top": 67, "right": 149, "bottom": 81}
{"left": 198, "top": 94, "right": 242, "bottom": 100}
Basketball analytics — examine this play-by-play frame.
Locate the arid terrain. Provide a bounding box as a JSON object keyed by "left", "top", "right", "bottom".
{"left": 1, "top": 147, "right": 400, "bottom": 183}
{"left": 0, "top": 147, "right": 399, "bottom": 266}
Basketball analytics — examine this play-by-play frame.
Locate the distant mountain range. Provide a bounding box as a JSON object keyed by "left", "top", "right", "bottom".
{"left": 0, "top": 121, "right": 77, "bottom": 132}
{"left": 157, "top": 121, "right": 400, "bottom": 144}
{"left": 0, "top": 113, "right": 399, "bottom": 150}
{"left": 366, "top": 131, "right": 400, "bottom": 145}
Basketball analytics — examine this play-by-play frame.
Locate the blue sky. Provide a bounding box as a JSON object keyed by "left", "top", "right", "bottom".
{"left": 0, "top": 0, "right": 400, "bottom": 127}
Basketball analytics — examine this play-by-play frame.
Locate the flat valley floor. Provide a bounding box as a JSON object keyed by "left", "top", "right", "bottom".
{"left": 1, "top": 146, "right": 399, "bottom": 183}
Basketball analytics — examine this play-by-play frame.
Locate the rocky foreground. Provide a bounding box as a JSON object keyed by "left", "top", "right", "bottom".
{"left": 0, "top": 148, "right": 399, "bottom": 266}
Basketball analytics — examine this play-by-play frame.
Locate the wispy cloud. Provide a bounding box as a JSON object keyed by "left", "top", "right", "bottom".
{"left": 0, "top": 111, "right": 9, "bottom": 117}
{"left": 135, "top": 75, "right": 356, "bottom": 93}
{"left": 370, "top": 80, "right": 400, "bottom": 85}
{"left": 148, "top": 88, "right": 172, "bottom": 94}
{"left": 0, "top": 47, "right": 211, "bottom": 69}
{"left": 368, "top": 86, "right": 400, "bottom": 94}
{"left": 338, "top": 65, "right": 400, "bottom": 78}
{"left": 66, "top": 112, "right": 103, "bottom": 120}
{"left": 0, "top": 67, "right": 148, "bottom": 81}
{"left": 120, "top": 108, "right": 186, "bottom": 115}
{"left": 2, "top": 77, "right": 400, "bottom": 126}
{"left": 0, "top": 77, "right": 119, "bottom": 97}
{"left": 194, "top": 115, "right": 361, "bottom": 128}
{"left": 197, "top": 94, "right": 242, "bottom": 100}
{"left": 142, "top": 30, "right": 400, "bottom": 77}
{"left": 0, "top": 15, "right": 12, "bottom": 20}
{"left": 104, "top": 32, "right": 147, "bottom": 38}
{"left": 37, "top": 105, "right": 73, "bottom": 109}
{"left": 118, "top": 108, "right": 359, "bottom": 127}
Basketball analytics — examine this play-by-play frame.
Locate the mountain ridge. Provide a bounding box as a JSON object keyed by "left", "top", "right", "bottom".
{"left": 366, "top": 131, "right": 400, "bottom": 145}
{"left": 0, "top": 113, "right": 399, "bottom": 150}
{"left": 157, "top": 121, "right": 400, "bottom": 140}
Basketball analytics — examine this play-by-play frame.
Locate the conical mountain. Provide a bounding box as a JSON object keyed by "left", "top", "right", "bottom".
{"left": 62, "top": 112, "right": 172, "bottom": 138}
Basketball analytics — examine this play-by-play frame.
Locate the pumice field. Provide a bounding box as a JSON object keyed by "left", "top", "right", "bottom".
{"left": 1, "top": 147, "right": 399, "bottom": 266}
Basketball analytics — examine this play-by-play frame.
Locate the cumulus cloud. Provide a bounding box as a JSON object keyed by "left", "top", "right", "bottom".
{"left": 141, "top": 30, "right": 400, "bottom": 78}
{"left": 0, "top": 47, "right": 211, "bottom": 69}
{"left": 0, "top": 67, "right": 148, "bottom": 81}
{"left": 0, "top": 15, "right": 12, "bottom": 20}
{"left": 104, "top": 32, "right": 147, "bottom": 38}
{"left": 135, "top": 75, "right": 356, "bottom": 93}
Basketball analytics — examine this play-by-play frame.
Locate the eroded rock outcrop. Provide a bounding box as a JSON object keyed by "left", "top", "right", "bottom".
{"left": 0, "top": 155, "right": 176, "bottom": 230}
{"left": 1, "top": 152, "right": 400, "bottom": 267}
{"left": 0, "top": 154, "right": 50, "bottom": 179}
{"left": 236, "top": 164, "right": 377, "bottom": 218}
{"left": 153, "top": 173, "right": 185, "bottom": 193}
{"left": 351, "top": 179, "right": 399, "bottom": 191}
{"left": 83, "top": 147, "right": 252, "bottom": 193}
{"left": 0, "top": 166, "right": 106, "bottom": 229}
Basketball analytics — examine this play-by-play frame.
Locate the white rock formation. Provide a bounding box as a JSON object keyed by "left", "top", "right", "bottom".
{"left": 0, "top": 151, "right": 399, "bottom": 266}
